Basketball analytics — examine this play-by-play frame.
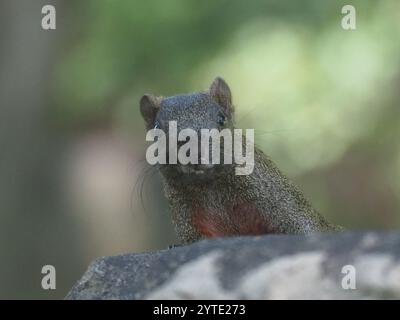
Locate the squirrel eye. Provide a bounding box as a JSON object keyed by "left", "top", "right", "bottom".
{"left": 217, "top": 113, "right": 226, "bottom": 126}
{"left": 154, "top": 121, "right": 161, "bottom": 130}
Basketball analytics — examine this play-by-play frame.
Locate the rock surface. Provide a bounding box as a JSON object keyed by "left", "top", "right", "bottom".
{"left": 66, "top": 232, "right": 400, "bottom": 299}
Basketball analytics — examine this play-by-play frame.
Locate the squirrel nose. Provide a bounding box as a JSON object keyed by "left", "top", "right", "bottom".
{"left": 173, "top": 133, "right": 212, "bottom": 164}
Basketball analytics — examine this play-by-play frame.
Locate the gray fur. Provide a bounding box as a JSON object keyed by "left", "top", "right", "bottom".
{"left": 140, "top": 77, "right": 340, "bottom": 243}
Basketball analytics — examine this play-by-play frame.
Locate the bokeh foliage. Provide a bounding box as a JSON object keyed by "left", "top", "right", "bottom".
{"left": 54, "top": 0, "right": 400, "bottom": 227}
{"left": 1, "top": 0, "right": 400, "bottom": 299}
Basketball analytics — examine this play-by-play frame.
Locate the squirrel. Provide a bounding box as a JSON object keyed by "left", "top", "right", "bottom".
{"left": 140, "top": 77, "right": 341, "bottom": 243}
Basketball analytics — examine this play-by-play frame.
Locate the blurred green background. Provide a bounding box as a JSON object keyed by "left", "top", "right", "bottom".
{"left": 0, "top": 0, "right": 399, "bottom": 299}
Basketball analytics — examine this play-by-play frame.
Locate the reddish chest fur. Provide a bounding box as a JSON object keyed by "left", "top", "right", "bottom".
{"left": 191, "top": 203, "right": 277, "bottom": 238}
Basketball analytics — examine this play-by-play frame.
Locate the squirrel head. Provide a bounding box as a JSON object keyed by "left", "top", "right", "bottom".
{"left": 140, "top": 77, "right": 234, "bottom": 131}
{"left": 139, "top": 77, "right": 235, "bottom": 182}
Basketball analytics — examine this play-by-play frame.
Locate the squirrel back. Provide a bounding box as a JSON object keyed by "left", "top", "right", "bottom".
{"left": 140, "top": 77, "right": 340, "bottom": 243}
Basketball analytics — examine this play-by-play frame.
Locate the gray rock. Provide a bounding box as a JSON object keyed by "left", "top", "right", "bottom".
{"left": 66, "top": 232, "right": 400, "bottom": 299}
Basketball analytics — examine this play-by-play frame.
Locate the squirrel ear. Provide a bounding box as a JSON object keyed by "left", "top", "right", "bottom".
{"left": 140, "top": 94, "right": 161, "bottom": 128}
{"left": 210, "top": 77, "right": 232, "bottom": 113}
